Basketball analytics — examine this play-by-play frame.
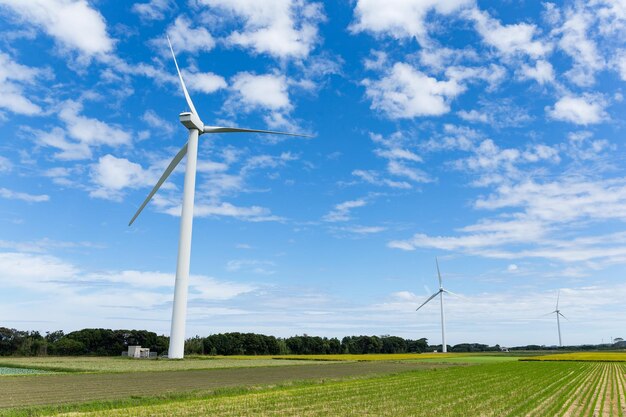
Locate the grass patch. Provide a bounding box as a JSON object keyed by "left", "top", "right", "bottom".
{"left": 521, "top": 351, "right": 626, "bottom": 362}
{"left": 0, "top": 356, "right": 334, "bottom": 373}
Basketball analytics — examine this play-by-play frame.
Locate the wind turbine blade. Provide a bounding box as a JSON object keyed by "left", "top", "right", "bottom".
{"left": 203, "top": 125, "right": 312, "bottom": 138}
{"left": 416, "top": 291, "right": 441, "bottom": 311}
{"left": 435, "top": 257, "right": 443, "bottom": 288}
{"left": 442, "top": 289, "right": 465, "bottom": 298}
{"left": 128, "top": 143, "right": 188, "bottom": 226}
{"left": 556, "top": 290, "right": 560, "bottom": 310}
{"left": 167, "top": 36, "right": 197, "bottom": 115}
{"left": 558, "top": 312, "right": 568, "bottom": 321}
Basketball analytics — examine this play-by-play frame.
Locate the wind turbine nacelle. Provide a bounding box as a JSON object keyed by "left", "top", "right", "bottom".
{"left": 179, "top": 112, "right": 203, "bottom": 131}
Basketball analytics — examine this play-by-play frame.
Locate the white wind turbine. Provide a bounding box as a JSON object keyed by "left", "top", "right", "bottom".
{"left": 416, "top": 258, "right": 457, "bottom": 353}
{"left": 129, "top": 38, "right": 309, "bottom": 359}
{"left": 548, "top": 290, "right": 567, "bottom": 347}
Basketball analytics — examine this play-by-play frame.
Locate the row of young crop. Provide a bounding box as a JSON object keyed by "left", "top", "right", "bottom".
{"left": 52, "top": 361, "right": 625, "bottom": 417}
{"left": 522, "top": 352, "right": 626, "bottom": 362}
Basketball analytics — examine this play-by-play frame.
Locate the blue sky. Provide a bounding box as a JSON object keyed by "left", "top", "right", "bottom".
{"left": 1, "top": 0, "right": 625, "bottom": 347}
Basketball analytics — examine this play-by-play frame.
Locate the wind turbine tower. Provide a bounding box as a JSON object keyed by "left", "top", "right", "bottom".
{"left": 416, "top": 258, "right": 457, "bottom": 353}
{"left": 129, "top": 38, "right": 309, "bottom": 359}
{"left": 550, "top": 290, "right": 567, "bottom": 347}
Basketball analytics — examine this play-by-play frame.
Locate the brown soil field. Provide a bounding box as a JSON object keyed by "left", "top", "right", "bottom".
{"left": 0, "top": 361, "right": 439, "bottom": 410}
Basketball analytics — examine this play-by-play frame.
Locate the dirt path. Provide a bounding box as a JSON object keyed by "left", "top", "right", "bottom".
{"left": 0, "top": 361, "right": 437, "bottom": 409}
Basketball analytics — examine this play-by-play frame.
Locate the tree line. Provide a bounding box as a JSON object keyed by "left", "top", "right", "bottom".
{"left": 1, "top": 327, "right": 511, "bottom": 356}
{"left": 0, "top": 327, "right": 168, "bottom": 356}
{"left": 184, "top": 334, "right": 432, "bottom": 355}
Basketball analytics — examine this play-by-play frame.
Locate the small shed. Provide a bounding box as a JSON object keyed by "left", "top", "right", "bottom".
{"left": 127, "top": 345, "right": 150, "bottom": 358}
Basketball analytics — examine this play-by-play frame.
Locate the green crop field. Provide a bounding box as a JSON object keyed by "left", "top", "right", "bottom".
{"left": 2, "top": 354, "right": 625, "bottom": 416}
{"left": 522, "top": 352, "right": 626, "bottom": 362}
{"left": 36, "top": 361, "right": 626, "bottom": 417}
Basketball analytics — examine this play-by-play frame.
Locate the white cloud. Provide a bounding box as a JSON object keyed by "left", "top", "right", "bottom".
{"left": 458, "top": 109, "right": 488, "bottom": 123}
{"left": 389, "top": 177, "right": 626, "bottom": 264}
{"left": 518, "top": 60, "right": 555, "bottom": 85}
{"left": 166, "top": 201, "right": 282, "bottom": 222}
{"left": 0, "top": 155, "right": 12, "bottom": 173}
{"left": 30, "top": 100, "right": 131, "bottom": 160}
{"left": 364, "top": 62, "right": 465, "bottom": 118}
{"left": 547, "top": 95, "right": 607, "bottom": 125}
{"left": 0, "top": 0, "right": 113, "bottom": 55}
{"left": 0, "top": 188, "right": 49, "bottom": 203}
{"left": 166, "top": 15, "right": 215, "bottom": 54}
{"left": 353, "top": 131, "right": 431, "bottom": 189}
{"left": 132, "top": 0, "right": 173, "bottom": 21}
{"left": 323, "top": 199, "right": 367, "bottom": 222}
{"left": 374, "top": 148, "right": 422, "bottom": 162}
{"left": 226, "top": 259, "right": 276, "bottom": 275}
{"left": 469, "top": 8, "right": 551, "bottom": 58}
{"left": 141, "top": 110, "right": 175, "bottom": 136}
{"left": 0, "top": 251, "right": 256, "bottom": 323}
{"left": 339, "top": 225, "right": 387, "bottom": 235}
{"left": 0, "top": 52, "right": 44, "bottom": 115}
{"left": 387, "top": 160, "right": 429, "bottom": 182}
{"left": 199, "top": 0, "right": 325, "bottom": 59}
{"left": 32, "top": 127, "right": 92, "bottom": 160}
{"left": 352, "top": 169, "right": 411, "bottom": 189}
{"left": 183, "top": 70, "right": 227, "bottom": 94}
{"left": 456, "top": 139, "right": 560, "bottom": 178}
{"left": 90, "top": 154, "right": 154, "bottom": 200}
{"left": 351, "top": 0, "right": 472, "bottom": 42}
{"left": 60, "top": 100, "right": 131, "bottom": 147}
{"left": 556, "top": 5, "right": 604, "bottom": 86}
{"left": 34, "top": 100, "right": 132, "bottom": 160}
{"left": 230, "top": 72, "right": 291, "bottom": 111}
{"left": 616, "top": 50, "right": 626, "bottom": 81}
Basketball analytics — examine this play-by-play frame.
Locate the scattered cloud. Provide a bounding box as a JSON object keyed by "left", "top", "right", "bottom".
{"left": 0, "top": 0, "right": 113, "bottom": 56}
{"left": 363, "top": 62, "right": 465, "bottom": 118}
{"left": 323, "top": 199, "right": 367, "bottom": 222}
{"left": 230, "top": 72, "right": 291, "bottom": 111}
{"left": 132, "top": 0, "right": 174, "bottom": 21}
{"left": 183, "top": 70, "right": 227, "bottom": 94}
{"left": 518, "top": 60, "right": 555, "bottom": 85}
{"left": 555, "top": 4, "right": 604, "bottom": 87}
{"left": 198, "top": 0, "right": 325, "bottom": 59}
{"left": 469, "top": 8, "right": 551, "bottom": 58}
{"left": 0, "top": 156, "right": 12, "bottom": 173}
{"left": 0, "top": 52, "right": 45, "bottom": 115}
{"left": 89, "top": 154, "right": 154, "bottom": 200}
{"left": 33, "top": 100, "right": 131, "bottom": 160}
{"left": 0, "top": 187, "right": 49, "bottom": 203}
{"left": 226, "top": 259, "right": 276, "bottom": 275}
{"left": 351, "top": 0, "right": 472, "bottom": 42}
{"left": 166, "top": 15, "right": 215, "bottom": 54}
{"left": 389, "top": 176, "right": 626, "bottom": 264}
{"left": 547, "top": 95, "right": 607, "bottom": 125}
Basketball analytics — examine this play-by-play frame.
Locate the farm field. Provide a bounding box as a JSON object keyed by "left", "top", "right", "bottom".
{"left": 0, "top": 356, "right": 338, "bottom": 373}
{"left": 0, "top": 361, "right": 443, "bottom": 413}
{"left": 523, "top": 352, "right": 626, "bottom": 362}
{"left": 1, "top": 355, "right": 625, "bottom": 416}
{"left": 47, "top": 361, "right": 626, "bottom": 417}
{"left": 265, "top": 352, "right": 520, "bottom": 362}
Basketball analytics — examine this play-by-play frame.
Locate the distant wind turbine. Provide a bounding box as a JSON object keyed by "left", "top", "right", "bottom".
{"left": 129, "top": 37, "right": 310, "bottom": 359}
{"left": 549, "top": 290, "right": 567, "bottom": 347}
{"left": 416, "top": 258, "right": 458, "bottom": 353}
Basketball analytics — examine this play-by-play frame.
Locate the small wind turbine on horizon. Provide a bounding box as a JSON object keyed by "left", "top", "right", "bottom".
{"left": 129, "top": 37, "right": 310, "bottom": 359}
{"left": 416, "top": 258, "right": 458, "bottom": 353}
{"left": 548, "top": 290, "right": 567, "bottom": 347}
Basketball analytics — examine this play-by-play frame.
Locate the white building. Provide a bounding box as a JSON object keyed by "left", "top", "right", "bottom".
{"left": 127, "top": 345, "right": 151, "bottom": 358}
